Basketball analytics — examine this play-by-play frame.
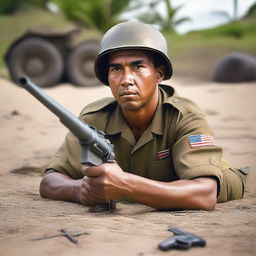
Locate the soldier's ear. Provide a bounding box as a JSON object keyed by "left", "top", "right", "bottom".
{"left": 156, "top": 65, "right": 165, "bottom": 83}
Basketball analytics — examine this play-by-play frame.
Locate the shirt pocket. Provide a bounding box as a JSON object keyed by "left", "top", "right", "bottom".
{"left": 146, "top": 157, "right": 177, "bottom": 182}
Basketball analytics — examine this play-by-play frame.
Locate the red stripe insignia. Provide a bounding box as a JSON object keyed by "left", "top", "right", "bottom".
{"left": 157, "top": 148, "right": 171, "bottom": 160}
{"left": 189, "top": 134, "right": 216, "bottom": 149}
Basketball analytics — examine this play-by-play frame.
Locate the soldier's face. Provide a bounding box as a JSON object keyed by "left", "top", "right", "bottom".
{"left": 108, "top": 50, "right": 164, "bottom": 111}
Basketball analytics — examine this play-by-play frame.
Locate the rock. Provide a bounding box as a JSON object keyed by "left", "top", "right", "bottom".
{"left": 213, "top": 52, "right": 256, "bottom": 83}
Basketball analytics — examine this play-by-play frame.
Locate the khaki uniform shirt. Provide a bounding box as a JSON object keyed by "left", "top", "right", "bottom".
{"left": 47, "top": 84, "right": 224, "bottom": 193}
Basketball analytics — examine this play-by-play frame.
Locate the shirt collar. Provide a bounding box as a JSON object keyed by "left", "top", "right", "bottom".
{"left": 146, "top": 84, "right": 176, "bottom": 136}
{"left": 105, "top": 84, "right": 175, "bottom": 144}
{"left": 105, "top": 105, "right": 136, "bottom": 144}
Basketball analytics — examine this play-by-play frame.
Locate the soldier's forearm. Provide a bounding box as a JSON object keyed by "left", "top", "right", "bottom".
{"left": 39, "top": 171, "right": 82, "bottom": 203}
{"left": 124, "top": 175, "right": 217, "bottom": 211}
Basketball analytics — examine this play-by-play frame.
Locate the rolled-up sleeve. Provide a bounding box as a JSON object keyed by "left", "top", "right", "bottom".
{"left": 172, "top": 109, "right": 223, "bottom": 191}
{"left": 46, "top": 132, "right": 83, "bottom": 179}
{"left": 45, "top": 98, "right": 114, "bottom": 179}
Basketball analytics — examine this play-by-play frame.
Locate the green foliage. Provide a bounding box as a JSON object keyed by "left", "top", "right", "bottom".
{"left": 51, "top": 0, "right": 189, "bottom": 33}
{"left": 211, "top": 0, "right": 239, "bottom": 22}
{"left": 0, "top": 3, "right": 255, "bottom": 79}
{"left": 0, "top": 0, "right": 48, "bottom": 15}
{"left": 0, "top": 0, "right": 27, "bottom": 15}
{"left": 212, "top": 1, "right": 255, "bottom": 22}
{"left": 133, "top": 0, "right": 190, "bottom": 33}
{"left": 52, "top": 0, "right": 132, "bottom": 32}
{"left": 244, "top": 3, "right": 256, "bottom": 18}
{"left": 193, "top": 18, "right": 256, "bottom": 39}
{"left": 0, "top": 7, "right": 76, "bottom": 69}
{"left": 29, "top": 0, "right": 49, "bottom": 8}
{"left": 162, "top": 0, "right": 190, "bottom": 32}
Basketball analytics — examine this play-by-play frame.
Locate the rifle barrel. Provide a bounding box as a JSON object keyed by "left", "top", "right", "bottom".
{"left": 19, "top": 77, "right": 115, "bottom": 163}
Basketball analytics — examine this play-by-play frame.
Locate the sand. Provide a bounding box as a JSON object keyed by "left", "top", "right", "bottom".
{"left": 0, "top": 77, "right": 255, "bottom": 256}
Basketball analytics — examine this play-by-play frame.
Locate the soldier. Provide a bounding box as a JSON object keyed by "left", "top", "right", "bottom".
{"left": 40, "top": 21, "right": 248, "bottom": 210}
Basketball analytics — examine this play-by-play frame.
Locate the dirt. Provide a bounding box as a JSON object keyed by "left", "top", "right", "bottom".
{"left": 0, "top": 77, "right": 255, "bottom": 256}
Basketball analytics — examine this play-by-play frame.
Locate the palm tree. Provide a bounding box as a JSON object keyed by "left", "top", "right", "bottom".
{"left": 53, "top": 0, "right": 189, "bottom": 33}
{"left": 243, "top": 2, "right": 256, "bottom": 18}
{"left": 161, "top": 0, "right": 190, "bottom": 32}
{"left": 212, "top": 0, "right": 240, "bottom": 21}
{"left": 132, "top": 0, "right": 190, "bottom": 33}
{"left": 52, "top": 0, "right": 134, "bottom": 32}
{"left": 233, "top": 0, "right": 238, "bottom": 20}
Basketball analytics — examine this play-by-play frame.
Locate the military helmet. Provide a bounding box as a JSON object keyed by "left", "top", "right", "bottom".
{"left": 94, "top": 21, "right": 173, "bottom": 85}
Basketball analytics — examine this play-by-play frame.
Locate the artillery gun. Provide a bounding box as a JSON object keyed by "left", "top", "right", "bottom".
{"left": 4, "top": 26, "right": 100, "bottom": 87}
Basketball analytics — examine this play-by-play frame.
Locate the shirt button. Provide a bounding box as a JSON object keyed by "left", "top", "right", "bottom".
{"left": 172, "top": 98, "right": 179, "bottom": 103}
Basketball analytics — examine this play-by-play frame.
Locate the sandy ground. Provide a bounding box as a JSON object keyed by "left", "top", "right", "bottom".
{"left": 0, "top": 77, "right": 255, "bottom": 256}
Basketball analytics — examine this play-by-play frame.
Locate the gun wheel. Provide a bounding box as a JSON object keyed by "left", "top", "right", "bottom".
{"left": 66, "top": 40, "right": 100, "bottom": 87}
{"left": 6, "top": 37, "right": 64, "bottom": 87}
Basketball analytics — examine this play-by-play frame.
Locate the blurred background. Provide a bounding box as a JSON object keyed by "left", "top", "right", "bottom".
{"left": 0, "top": 0, "right": 255, "bottom": 87}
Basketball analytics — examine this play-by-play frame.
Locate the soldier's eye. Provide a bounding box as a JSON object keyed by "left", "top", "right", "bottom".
{"left": 134, "top": 64, "right": 144, "bottom": 70}
{"left": 110, "top": 66, "right": 120, "bottom": 72}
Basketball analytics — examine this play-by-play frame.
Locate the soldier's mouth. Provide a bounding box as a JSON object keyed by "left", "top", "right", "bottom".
{"left": 120, "top": 90, "right": 137, "bottom": 97}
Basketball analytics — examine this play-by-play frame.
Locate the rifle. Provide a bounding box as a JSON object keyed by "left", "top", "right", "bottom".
{"left": 19, "top": 77, "right": 116, "bottom": 211}
{"left": 158, "top": 226, "right": 206, "bottom": 251}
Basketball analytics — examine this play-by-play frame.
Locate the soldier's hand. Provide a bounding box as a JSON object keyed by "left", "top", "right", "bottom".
{"left": 79, "top": 175, "right": 107, "bottom": 206}
{"left": 81, "top": 163, "right": 130, "bottom": 204}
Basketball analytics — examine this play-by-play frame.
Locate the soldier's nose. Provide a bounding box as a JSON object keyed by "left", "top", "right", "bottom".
{"left": 121, "top": 70, "right": 134, "bottom": 87}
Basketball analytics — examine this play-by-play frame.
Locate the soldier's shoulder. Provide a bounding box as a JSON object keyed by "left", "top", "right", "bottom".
{"left": 79, "top": 97, "right": 117, "bottom": 130}
{"left": 164, "top": 95, "right": 204, "bottom": 116}
{"left": 79, "top": 97, "right": 117, "bottom": 117}
{"left": 159, "top": 83, "right": 204, "bottom": 116}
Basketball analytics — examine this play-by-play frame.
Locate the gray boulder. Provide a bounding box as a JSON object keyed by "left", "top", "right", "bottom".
{"left": 213, "top": 52, "right": 256, "bottom": 83}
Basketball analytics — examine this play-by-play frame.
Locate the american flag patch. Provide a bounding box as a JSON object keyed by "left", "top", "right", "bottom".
{"left": 157, "top": 149, "right": 171, "bottom": 160}
{"left": 189, "top": 134, "right": 216, "bottom": 149}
